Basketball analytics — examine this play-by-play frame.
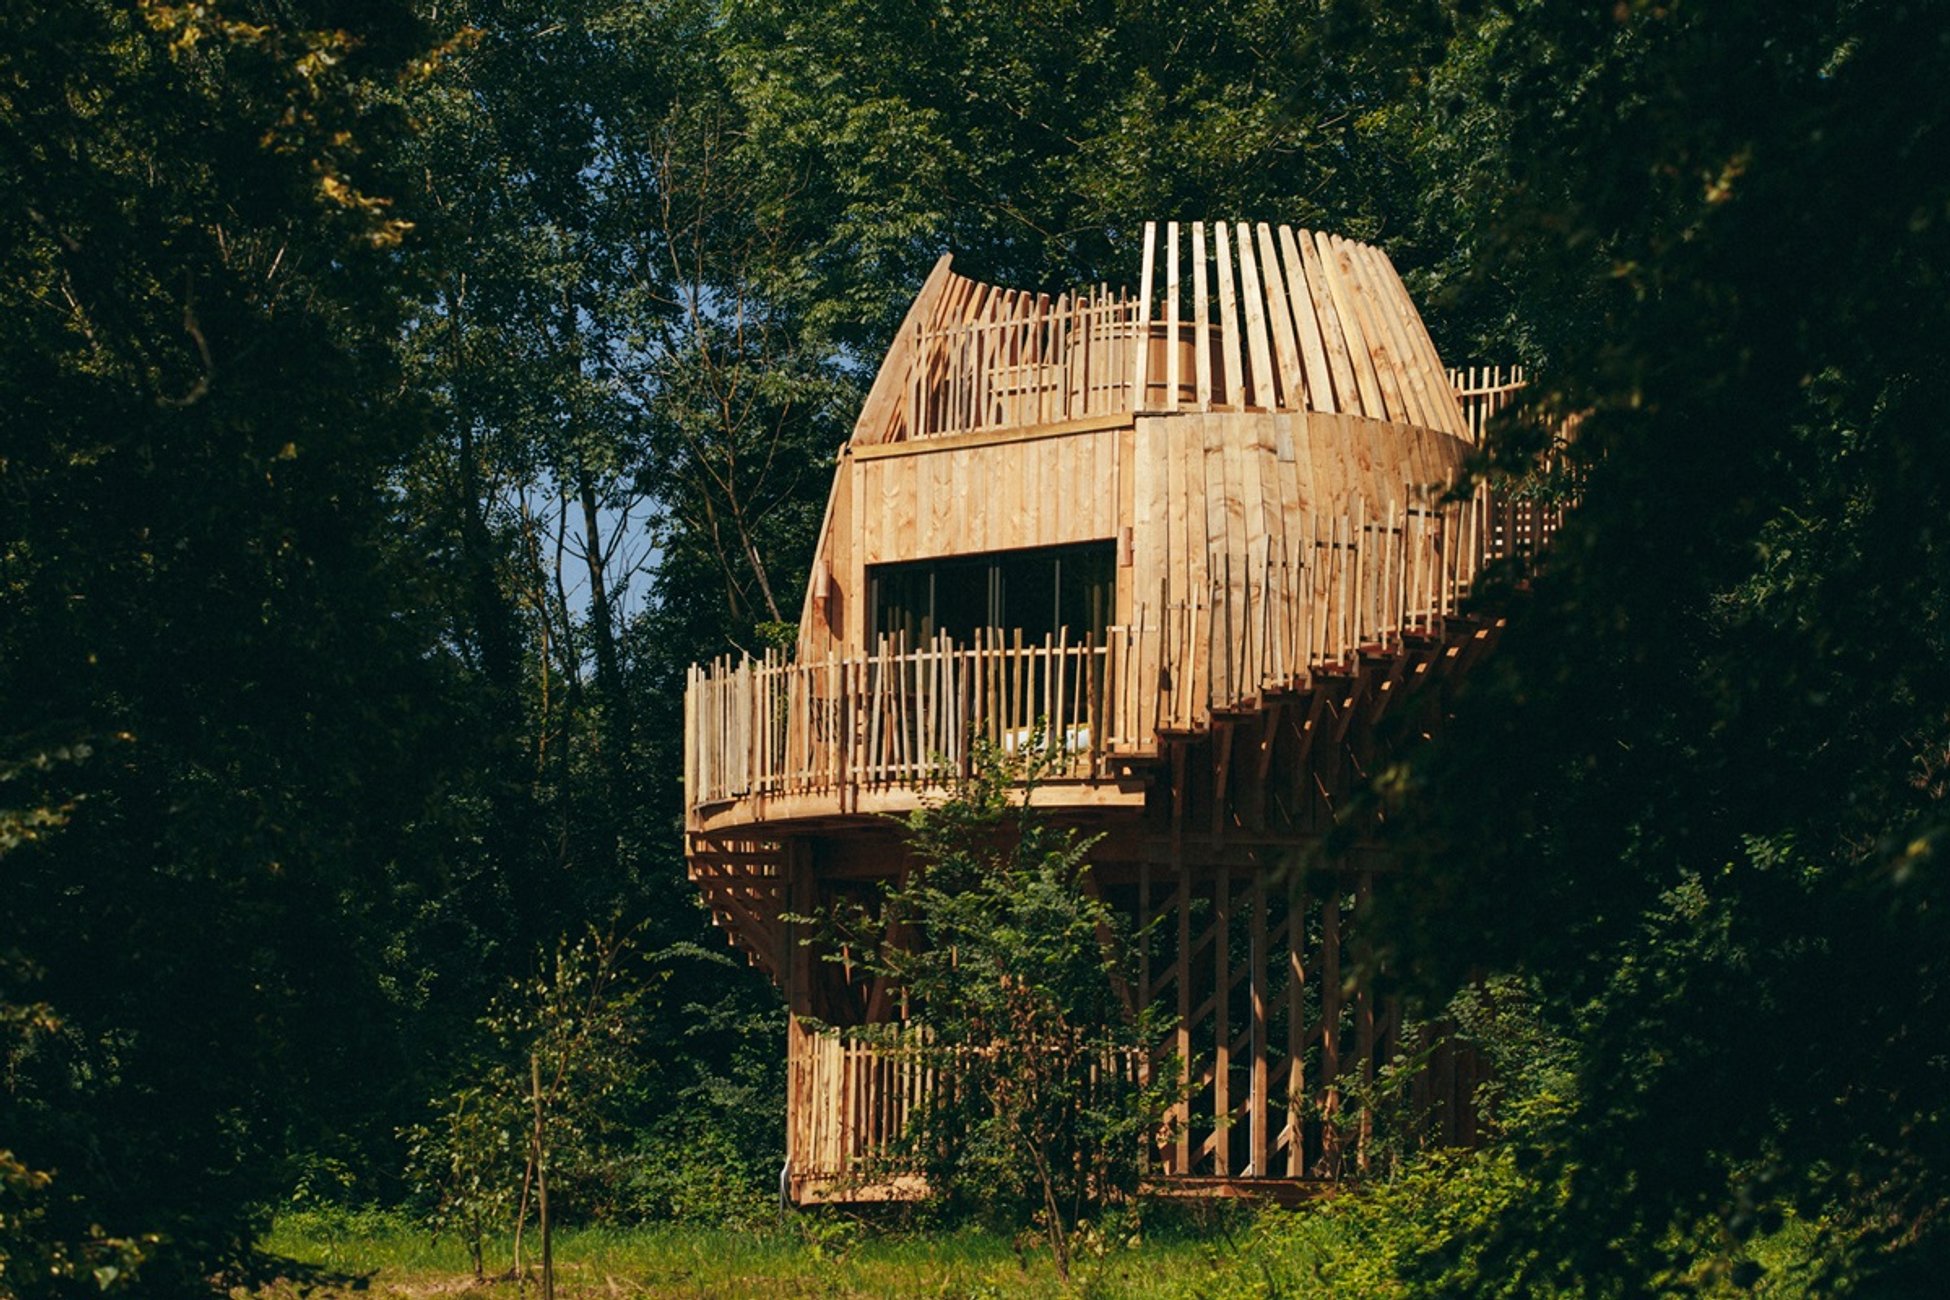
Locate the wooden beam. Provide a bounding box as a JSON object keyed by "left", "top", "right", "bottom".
{"left": 1213, "top": 863, "right": 1231, "bottom": 1176}
{"left": 1250, "top": 868, "right": 1269, "bottom": 1177}
{"left": 851, "top": 254, "right": 956, "bottom": 445}
{"left": 1135, "top": 222, "right": 1156, "bottom": 409}
{"left": 849, "top": 411, "right": 1131, "bottom": 461}
{"left": 1211, "top": 719, "right": 1235, "bottom": 844}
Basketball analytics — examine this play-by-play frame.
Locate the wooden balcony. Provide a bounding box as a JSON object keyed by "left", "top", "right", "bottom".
{"left": 685, "top": 485, "right": 1563, "bottom": 832}
{"left": 858, "top": 221, "right": 1498, "bottom": 449}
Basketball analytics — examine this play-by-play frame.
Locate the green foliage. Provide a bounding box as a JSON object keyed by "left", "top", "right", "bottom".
{"left": 16, "top": 0, "right": 1947, "bottom": 1292}
{"left": 1367, "top": 0, "right": 1950, "bottom": 1291}
{"left": 0, "top": 1147, "right": 154, "bottom": 1298}
{"left": 625, "top": 1124, "right": 776, "bottom": 1229}
{"left": 712, "top": 0, "right": 1452, "bottom": 345}
{"left": 402, "top": 926, "right": 657, "bottom": 1275}
{"left": 0, "top": 1, "right": 455, "bottom": 1292}
{"left": 809, "top": 743, "right": 1174, "bottom": 1278}
{"left": 400, "top": 1081, "right": 520, "bottom": 1278}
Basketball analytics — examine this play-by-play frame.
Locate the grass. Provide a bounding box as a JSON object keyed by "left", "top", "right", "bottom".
{"left": 251, "top": 1192, "right": 1838, "bottom": 1298}
{"left": 253, "top": 1209, "right": 1259, "bottom": 1299}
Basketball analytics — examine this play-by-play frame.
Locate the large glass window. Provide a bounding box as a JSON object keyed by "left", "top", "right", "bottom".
{"left": 869, "top": 541, "right": 1116, "bottom": 647}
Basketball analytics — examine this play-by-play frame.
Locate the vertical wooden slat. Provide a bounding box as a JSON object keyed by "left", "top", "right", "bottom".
{"left": 1174, "top": 858, "right": 1192, "bottom": 1173}
{"left": 1321, "top": 886, "right": 1343, "bottom": 1175}
{"left": 1372, "top": 242, "right": 1467, "bottom": 438}
{"left": 1355, "top": 873, "right": 1375, "bottom": 1174}
{"left": 1213, "top": 864, "right": 1232, "bottom": 1177}
{"left": 1250, "top": 868, "right": 1269, "bottom": 1176}
{"left": 1165, "top": 221, "right": 1181, "bottom": 412}
{"left": 1286, "top": 880, "right": 1307, "bottom": 1176}
{"left": 1255, "top": 222, "right": 1306, "bottom": 410}
{"left": 1333, "top": 235, "right": 1411, "bottom": 426}
{"left": 1134, "top": 222, "right": 1157, "bottom": 410}
{"left": 1278, "top": 225, "right": 1335, "bottom": 414}
{"left": 1300, "top": 230, "right": 1364, "bottom": 420}
{"left": 1314, "top": 231, "right": 1385, "bottom": 422}
{"left": 1235, "top": 222, "right": 1277, "bottom": 412}
{"left": 1215, "top": 222, "right": 1245, "bottom": 410}
{"left": 1205, "top": 411, "right": 1235, "bottom": 712}
{"left": 1192, "top": 222, "right": 1212, "bottom": 411}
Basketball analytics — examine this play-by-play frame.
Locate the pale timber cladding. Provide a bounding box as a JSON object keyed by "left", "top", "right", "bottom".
{"left": 683, "top": 222, "right": 1552, "bottom": 1202}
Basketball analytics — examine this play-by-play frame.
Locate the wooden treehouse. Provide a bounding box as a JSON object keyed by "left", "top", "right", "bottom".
{"left": 683, "top": 221, "right": 1553, "bottom": 1203}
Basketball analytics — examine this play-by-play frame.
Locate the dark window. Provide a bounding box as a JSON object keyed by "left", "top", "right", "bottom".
{"left": 869, "top": 541, "right": 1116, "bottom": 647}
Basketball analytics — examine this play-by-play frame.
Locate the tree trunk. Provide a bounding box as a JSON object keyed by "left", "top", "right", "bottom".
{"left": 577, "top": 466, "right": 635, "bottom": 825}
{"left": 533, "top": 1053, "right": 554, "bottom": 1300}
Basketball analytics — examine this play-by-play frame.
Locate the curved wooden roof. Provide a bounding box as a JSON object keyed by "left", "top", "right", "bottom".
{"left": 851, "top": 221, "right": 1467, "bottom": 446}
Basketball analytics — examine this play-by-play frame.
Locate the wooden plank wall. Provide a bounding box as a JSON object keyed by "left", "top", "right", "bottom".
{"left": 805, "top": 220, "right": 1485, "bottom": 660}
{"left": 855, "top": 426, "right": 1122, "bottom": 566}
{"left": 1127, "top": 409, "right": 1471, "bottom": 725}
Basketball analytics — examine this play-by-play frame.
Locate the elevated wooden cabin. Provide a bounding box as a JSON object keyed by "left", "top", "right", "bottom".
{"left": 684, "top": 221, "right": 1549, "bottom": 1202}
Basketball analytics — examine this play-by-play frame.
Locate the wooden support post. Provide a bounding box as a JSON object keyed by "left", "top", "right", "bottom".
{"left": 1211, "top": 720, "right": 1234, "bottom": 845}
{"left": 1174, "top": 850, "right": 1192, "bottom": 1174}
{"left": 1321, "top": 886, "right": 1343, "bottom": 1177}
{"left": 1138, "top": 854, "right": 1152, "bottom": 1092}
{"left": 1212, "top": 863, "right": 1231, "bottom": 1177}
{"left": 1286, "top": 878, "right": 1307, "bottom": 1176}
{"left": 1250, "top": 868, "right": 1269, "bottom": 1177}
{"left": 1355, "top": 871, "right": 1376, "bottom": 1175}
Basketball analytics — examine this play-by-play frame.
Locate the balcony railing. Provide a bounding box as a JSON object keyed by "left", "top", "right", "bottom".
{"left": 874, "top": 223, "right": 1513, "bottom": 446}
{"left": 787, "top": 1022, "right": 1144, "bottom": 1194}
{"left": 687, "top": 629, "right": 1123, "bottom": 811}
{"left": 686, "top": 486, "right": 1565, "bottom": 819}
{"left": 1448, "top": 364, "right": 1528, "bottom": 446}
{"left": 907, "top": 286, "right": 1144, "bottom": 440}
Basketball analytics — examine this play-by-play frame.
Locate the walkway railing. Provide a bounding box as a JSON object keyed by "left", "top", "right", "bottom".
{"left": 1449, "top": 364, "right": 1528, "bottom": 446}
{"left": 788, "top": 1024, "right": 934, "bottom": 1188}
{"left": 686, "top": 485, "right": 1564, "bottom": 815}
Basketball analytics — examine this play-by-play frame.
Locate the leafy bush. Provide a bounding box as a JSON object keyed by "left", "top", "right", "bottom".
{"left": 625, "top": 1124, "right": 776, "bottom": 1228}
{"left": 402, "top": 926, "right": 658, "bottom": 1279}
{"left": 806, "top": 741, "right": 1176, "bottom": 1279}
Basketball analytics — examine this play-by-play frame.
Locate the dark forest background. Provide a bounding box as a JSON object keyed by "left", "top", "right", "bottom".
{"left": 4, "top": 0, "right": 1948, "bottom": 1295}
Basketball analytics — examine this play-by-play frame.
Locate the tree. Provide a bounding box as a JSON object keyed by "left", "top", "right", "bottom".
{"left": 385, "top": 1, "right": 806, "bottom": 1216}
{"left": 1371, "top": 0, "right": 1950, "bottom": 1291}
{"left": 710, "top": 0, "right": 1452, "bottom": 347}
{"left": 0, "top": 2, "right": 465, "bottom": 1291}
{"left": 809, "top": 745, "right": 1172, "bottom": 1280}
{"left": 403, "top": 926, "right": 654, "bottom": 1287}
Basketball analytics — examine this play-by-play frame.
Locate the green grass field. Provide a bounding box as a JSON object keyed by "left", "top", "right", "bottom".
{"left": 253, "top": 1209, "right": 1290, "bottom": 1299}
{"left": 255, "top": 1196, "right": 1832, "bottom": 1300}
